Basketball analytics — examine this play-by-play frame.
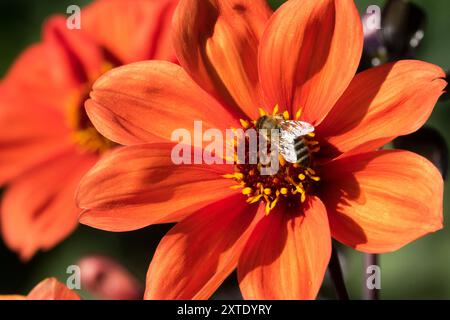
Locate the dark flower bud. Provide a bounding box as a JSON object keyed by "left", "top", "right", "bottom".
{"left": 381, "top": 0, "right": 426, "bottom": 59}
{"left": 359, "top": 0, "right": 426, "bottom": 71}
{"left": 441, "top": 71, "right": 449, "bottom": 101}
{"left": 359, "top": 11, "right": 389, "bottom": 71}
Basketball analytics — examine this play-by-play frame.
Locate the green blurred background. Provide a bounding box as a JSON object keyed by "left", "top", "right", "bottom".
{"left": 0, "top": 0, "right": 449, "bottom": 299}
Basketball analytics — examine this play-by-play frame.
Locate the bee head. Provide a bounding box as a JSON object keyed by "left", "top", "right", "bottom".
{"left": 256, "top": 115, "right": 279, "bottom": 131}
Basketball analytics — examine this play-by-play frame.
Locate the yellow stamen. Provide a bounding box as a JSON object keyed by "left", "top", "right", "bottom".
{"left": 272, "top": 104, "right": 279, "bottom": 115}
{"left": 264, "top": 188, "right": 272, "bottom": 195}
{"left": 283, "top": 111, "right": 289, "bottom": 120}
{"left": 265, "top": 197, "right": 279, "bottom": 215}
{"left": 72, "top": 128, "right": 115, "bottom": 154}
{"left": 286, "top": 176, "right": 296, "bottom": 186}
{"left": 295, "top": 108, "right": 302, "bottom": 120}
{"left": 223, "top": 172, "right": 244, "bottom": 180}
{"left": 310, "top": 146, "right": 320, "bottom": 153}
{"left": 304, "top": 169, "right": 320, "bottom": 181}
{"left": 307, "top": 140, "right": 319, "bottom": 146}
{"left": 242, "top": 187, "right": 252, "bottom": 195}
{"left": 265, "top": 202, "right": 271, "bottom": 215}
{"left": 224, "top": 156, "right": 234, "bottom": 163}
{"left": 67, "top": 63, "right": 116, "bottom": 154}
{"left": 259, "top": 108, "right": 267, "bottom": 116}
{"left": 240, "top": 119, "right": 250, "bottom": 129}
{"left": 296, "top": 184, "right": 305, "bottom": 194}
{"left": 298, "top": 173, "right": 306, "bottom": 181}
{"left": 280, "top": 188, "right": 288, "bottom": 195}
{"left": 247, "top": 194, "right": 263, "bottom": 204}
{"left": 279, "top": 155, "right": 286, "bottom": 167}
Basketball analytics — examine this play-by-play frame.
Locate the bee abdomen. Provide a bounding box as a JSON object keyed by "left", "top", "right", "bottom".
{"left": 293, "top": 137, "right": 311, "bottom": 166}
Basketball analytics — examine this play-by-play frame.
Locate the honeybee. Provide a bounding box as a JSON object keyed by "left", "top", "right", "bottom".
{"left": 256, "top": 115, "right": 315, "bottom": 165}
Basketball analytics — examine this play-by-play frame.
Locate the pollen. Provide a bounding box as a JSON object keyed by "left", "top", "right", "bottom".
{"left": 224, "top": 106, "right": 321, "bottom": 214}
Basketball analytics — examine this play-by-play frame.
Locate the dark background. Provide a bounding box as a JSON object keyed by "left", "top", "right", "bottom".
{"left": 0, "top": 0, "right": 449, "bottom": 299}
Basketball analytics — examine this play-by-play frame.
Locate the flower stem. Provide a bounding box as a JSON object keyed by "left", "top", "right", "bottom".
{"left": 328, "top": 244, "right": 349, "bottom": 300}
{"left": 363, "top": 254, "right": 380, "bottom": 300}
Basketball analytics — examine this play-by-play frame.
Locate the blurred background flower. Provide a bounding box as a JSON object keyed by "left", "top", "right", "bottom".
{"left": 0, "top": 277, "right": 81, "bottom": 300}
{"left": 0, "top": 0, "right": 178, "bottom": 262}
{"left": 77, "top": 255, "right": 142, "bottom": 300}
{"left": 0, "top": 0, "right": 449, "bottom": 299}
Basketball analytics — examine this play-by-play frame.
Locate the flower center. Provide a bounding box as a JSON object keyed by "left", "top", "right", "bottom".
{"left": 224, "top": 107, "right": 321, "bottom": 214}
{"left": 66, "top": 65, "right": 116, "bottom": 154}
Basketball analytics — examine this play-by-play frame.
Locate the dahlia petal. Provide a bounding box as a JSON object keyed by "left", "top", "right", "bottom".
{"left": 86, "top": 61, "right": 240, "bottom": 145}
{"left": 77, "top": 143, "right": 238, "bottom": 231}
{"left": 43, "top": 16, "right": 104, "bottom": 84}
{"left": 0, "top": 295, "right": 26, "bottom": 300}
{"left": 0, "top": 95, "right": 72, "bottom": 184}
{"left": 172, "top": 0, "right": 272, "bottom": 119}
{"left": 321, "top": 150, "right": 443, "bottom": 253}
{"left": 259, "top": 0, "right": 363, "bottom": 122}
{"left": 145, "top": 195, "right": 262, "bottom": 300}
{"left": 83, "top": 0, "right": 177, "bottom": 64}
{"left": 317, "top": 61, "right": 447, "bottom": 157}
{"left": 238, "top": 197, "right": 331, "bottom": 299}
{"left": 1, "top": 149, "right": 96, "bottom": 261}
{"left": 0, "top": 42, "right": 76, "bottom": 112}
{"left": 27, "top": 278, "right": 81, "bottom": 300}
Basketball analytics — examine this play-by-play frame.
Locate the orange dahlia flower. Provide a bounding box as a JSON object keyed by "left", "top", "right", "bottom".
{"left": 0, "top": 0, "right": 178, "bottom": 260}
{"left": 77, "top": 0, "right": 446, "bottom": 299}
{"left": 0, "top": 278, "right": 80, "bottom": 300}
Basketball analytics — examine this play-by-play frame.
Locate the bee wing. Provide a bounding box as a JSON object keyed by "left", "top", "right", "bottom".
{"left": 278, "top": 141, "right": 298, "bottom": 163}
{"left": 278, "top": 121, "right": 314, "bottom": 163}
{"left": 279, "top": 121, "right": 315, "bottom": 139}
